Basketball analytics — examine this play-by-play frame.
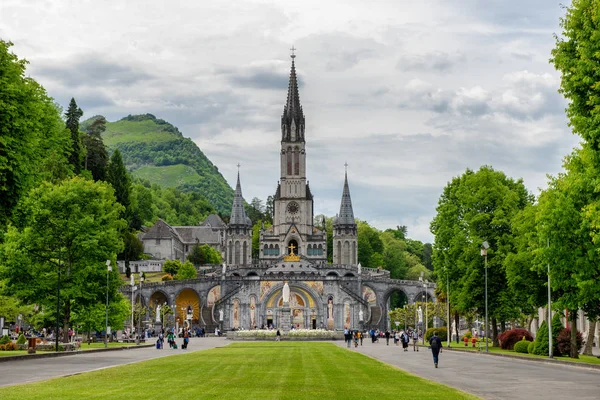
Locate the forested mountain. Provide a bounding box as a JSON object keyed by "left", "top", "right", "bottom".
{"left": 81, "top": 114, "right": 234, "bottom": 214}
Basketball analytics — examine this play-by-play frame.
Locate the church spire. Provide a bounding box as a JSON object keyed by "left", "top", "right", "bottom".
{"left": 336, "top": 166, "right": 356, "bottom": 226}
{"left": 229, "top": 167, "right": 251, "bottom": 227}
{"left": 282, "top": 47, "right": 305, "bottom": 142}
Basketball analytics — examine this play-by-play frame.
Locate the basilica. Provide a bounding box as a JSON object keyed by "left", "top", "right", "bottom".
{"left": 132, "top": 54, "right": 434, "bottom": 333}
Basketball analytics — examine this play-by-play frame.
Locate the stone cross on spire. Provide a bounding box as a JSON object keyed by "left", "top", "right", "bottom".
{"left": 290, "top": 45, "right": 296, "bottom": 59}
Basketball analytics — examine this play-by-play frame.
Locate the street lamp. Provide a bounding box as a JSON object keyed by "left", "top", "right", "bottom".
{"left": 481, "top": 241, "right": 490, "bottom": 353}
{"left": 56, "top": 260, "right": 62, "bottom": 352}
{"left": 136, "top": 273, "right": 144, "bottom": 345}
{"left": 403, "top": 305, "right": 407, "bottom": 332}
{"left": 424, "top": 280, "right": 428, "bottom": 344}
{"left": 445, "top": 266, "right": 450, "bottom": 348}
{"left": 105, "top": 260, "right": 111, "bottom": 348}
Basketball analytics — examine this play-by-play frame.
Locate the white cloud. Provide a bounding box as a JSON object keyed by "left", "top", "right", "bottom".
{"left": 0, "top": 0, "right": 578, "bottom": 243}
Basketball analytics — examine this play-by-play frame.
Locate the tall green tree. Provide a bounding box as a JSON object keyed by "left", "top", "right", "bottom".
{"left": 65, "top": 98, "right": 84, "bottom": 173}
{"left": 107, "top": 149, "right": 131, "bottom": 215}
{"left": 549, "top": 0, "right": 600, "bottom": 357}
{"left": 82, "top": 116, "right": 109, "bottom": 181}
{"left": 430, "top": 166, "right": 533, "bottom": 346}
{"left": 0, "top": 177, "right": 126, "bottom": 342}
{"left": 0, "top": 40, "right": 71, "bottom": 229}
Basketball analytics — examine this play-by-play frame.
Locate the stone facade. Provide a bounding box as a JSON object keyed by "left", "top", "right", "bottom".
{"left": 127, "top": 55, "right": 436, "bottom": 333}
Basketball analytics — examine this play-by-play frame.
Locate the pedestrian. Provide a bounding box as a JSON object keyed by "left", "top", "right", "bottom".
{"left": 276, "top": 329, "right": 281, "bottom": 341}
{"left": 412, "top": 330, "right": 419, "bottom": 352}
{"left": 358, "top": 330, "right": 363, "bottom": 346}
{"left": 402, "top": 331, "right": 409, "bottom": 351}
{"left": 385, "top": 330, "right": 390, "bottom": 345}
{"left": 394, "top": 331, "right": 399, "bottom": 346}
{"left": 345, "top": 330, "right": 352, "bottom": 348}
{"left": 429, "top": 331, "right": 443, "bottom": 368}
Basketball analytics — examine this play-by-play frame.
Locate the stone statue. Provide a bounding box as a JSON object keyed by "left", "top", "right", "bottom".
{"left": 418, "top": 306, "right": 423, "bottom": 323}
{"left": 357, "top": 263, "right": 362, "bottom": 275}
{"left": 155, "top": 305, "right": 161, "bottom": 323}
{"left": 222, "top": 263, "right": 227, "bottom": 275}
{"left": 219, "top": 309, "right": 224, "bottom": 321}
{"left": 327, "top": 297, "right": 333, "bottom": 320}
{"left": 359, "top": 309, "right": 363, "bottom": 322}
{"left": 282, "top": 281, "right": 290, "bottom": 304}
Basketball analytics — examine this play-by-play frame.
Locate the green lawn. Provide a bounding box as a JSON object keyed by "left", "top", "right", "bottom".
{"left": 0, "top": 350, "right": 28, "bottom": 357}
{"left": 0, "top": 342, "right": 478, "bottom": 400}
{"left": 102, "top": 119, "right": 177, "bottom": 146}
{"left": 80, "top": 342, "right": 139, "bottom": 350}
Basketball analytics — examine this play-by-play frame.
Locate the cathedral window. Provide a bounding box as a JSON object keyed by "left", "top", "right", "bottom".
{"left": 287, "top": 147, "right": 292, "bottom": 175}
{"left": 307, "top": 244, "right": 313, "bottom": 256}
{"left": 318, "top": 244, "right": 323, "bottom": 255}
{"left": 234, "top": 241, "right": 241, "bottom": 265}
{"left": 294, "top": 147, "right": 300, "bottom": 175}
{"left": 264, "top": 244, "right": 268, "bottom": 256}
{"left": 275, "top": 245, "right": 280, "bottom": 255}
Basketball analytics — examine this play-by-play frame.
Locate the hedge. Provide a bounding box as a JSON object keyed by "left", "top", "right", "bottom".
{"left": 498, "top": 328, "right": 533, "bottom": 350}
{"left": 425, "top": 327, "right": 447, "bottom": 341}
{"left": 514, "top": 339, "right": 531, "bottom": 354}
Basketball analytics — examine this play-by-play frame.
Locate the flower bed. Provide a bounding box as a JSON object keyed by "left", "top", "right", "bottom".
{"left": 228, "top": 329, "right": 344, "bottom": 341}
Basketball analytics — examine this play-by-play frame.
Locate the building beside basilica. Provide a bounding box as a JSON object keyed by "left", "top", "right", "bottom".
{"left": 130, "top": 54, "right": 435, "bottom": 332}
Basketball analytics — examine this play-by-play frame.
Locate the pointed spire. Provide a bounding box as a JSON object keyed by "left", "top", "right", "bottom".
{"left": 336, "top": 168, "right": 356, "bottom": 226}
{"left": 282, "top": 48, "right": 305, "bottom": 142}
{"left": 230, "top": 168, "right": 251, "bottom": 227}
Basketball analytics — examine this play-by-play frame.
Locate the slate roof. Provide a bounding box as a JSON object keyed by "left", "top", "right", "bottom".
{"left": 201, "top": 214, "right": 226, "bottom": 228}
{"left": 334, "top": 171, "right": 356, "bottom": 227}
{"left": 172, "top": 226, "right": 222, "bottom": 244}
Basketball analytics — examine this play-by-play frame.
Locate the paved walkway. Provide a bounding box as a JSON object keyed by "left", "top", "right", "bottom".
{"left": 0, "top": 337, "right": 227, "bottom": 388}
{"left": 336, "top": 341, "right": 600, "bottom": 400}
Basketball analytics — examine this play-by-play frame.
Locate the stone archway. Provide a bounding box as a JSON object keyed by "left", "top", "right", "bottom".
{"left": 175, "top": 288, "right": 200, "bottom": 326}
{"left": 262, "top": 282, "right": 322, "bottom": 329}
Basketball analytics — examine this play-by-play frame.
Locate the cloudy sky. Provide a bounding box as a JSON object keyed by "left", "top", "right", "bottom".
{"left": 1, "top": 0, "right": 578, "bottom": 242}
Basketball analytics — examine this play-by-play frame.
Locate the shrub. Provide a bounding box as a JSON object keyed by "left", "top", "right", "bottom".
{"left": 161, "top": 274, "right": 173, "bottom": 281}
{"left": 556, "top": 328, "right": 583, "bottom": 356}
{"left": 16, "top": 333, "right": 26, "bottom": 345}
{"left": 0, "top": 344, "right": 4, "bottom": 351}
{"left": 462, "top": 331, "right": 472, "bottom": 340}
{"left": 527, "top": 341, "right": 535, "bottom": 354}
{"left": 4, "top": 342, "right": 17, "bottom": 351}
{"left": 532, "top": 321, "right": 550, "bottom": 355}
{"left": 425, "top": 327, "right": 447, "bottom": 341}
{"left": 514, "top": 339, "right": 531, "bottom": 354}
{"left": 498, "top": 328, "right": 534, "bottom": 350}
{"left": 0, "top": 335, "right": 10, "bottom": 345}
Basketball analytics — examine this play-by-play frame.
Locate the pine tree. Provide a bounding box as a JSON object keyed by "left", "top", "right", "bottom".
{"left": 532, "top": 320, "right": 549, "bottom": 356}
{"left": 82, "top": 116, "right": 108, "bottom": 181}
{"left": 551, "top": 313, "right": 563, "bottom": 356}
{"left": 65, "top": 98, "right": 84, "bottom": 173}
{"left": 107, "top": 149, "right": 131, "bottom": 213}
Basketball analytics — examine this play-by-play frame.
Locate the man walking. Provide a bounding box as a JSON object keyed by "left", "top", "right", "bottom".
{"left": 385, "top": 330, "right": 390, "bottom": 345}
{"left": 429, "top": 331, "right": 443, "bottom": 368}
{"left": 412, "top": 330, "right": 419, "bottom": 351}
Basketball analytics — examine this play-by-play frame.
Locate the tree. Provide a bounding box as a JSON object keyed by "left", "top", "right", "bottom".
{"left": 0, "top": 177, "right": 126, "bottom": 343}
{"left": 163, "top": 260, "right": 181, "bottom": 277}
{"left": 0, "top": 40, "right": 71, "bottom": 229}
{"left": 175, "top": 261, "right": 197, "bottom": 280}
{"left": 119, "top": 232, "right": 144, "bottom": 278}
{"left": 82, "top": 116, "right": 109, "bottom": 181}
{"left": 245, "top": 197, "right": 265, "bottom": 225}
{"left": 430, "top": 166, "right": 533, "bottom": 346}
{"left": 265, "top": 195, "right": 274, "bottom": 224}
{"left": 549, "top": 0, "right": 600, "bottom": 358}
{"left": 187, "top": 244, "right": 222, "bottom": 266}
{"left": 65, "top": 98, "right": 84, "bottom": 173}
{"left": 107, "top": 149, "right": 131, "bottom": 216}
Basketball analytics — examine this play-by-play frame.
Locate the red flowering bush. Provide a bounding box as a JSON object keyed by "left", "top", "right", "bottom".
{"left": 498, "top": 328, "right": 534, "bottom": 350}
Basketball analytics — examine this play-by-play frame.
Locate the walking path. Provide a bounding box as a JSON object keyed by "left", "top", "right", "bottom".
{"left": 0, "top": 337, "right": 226, "bottom": 388}
{"left": 336, "top": 341, "right": 600, "bottom": 400}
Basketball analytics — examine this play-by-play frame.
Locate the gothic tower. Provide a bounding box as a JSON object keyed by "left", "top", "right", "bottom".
{"left": 226, "top": 170, "right": 252, "bottom": 265}
{"left": 333, "top": 170, "right": 357, "bottom": 265}
{"left": 260, "top": 53, "right": 326, "bottom": 262}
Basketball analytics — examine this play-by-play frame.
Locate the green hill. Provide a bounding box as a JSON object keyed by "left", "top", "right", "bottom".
{"left": 82, "top": 114, "right": 234, "bottom": 214}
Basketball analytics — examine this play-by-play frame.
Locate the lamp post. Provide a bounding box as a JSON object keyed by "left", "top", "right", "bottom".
{"left": 56, "top": 260, "right": 62, "bottom": 352}
{"left": 130, "top": 274, "right": 135, "bottom": 335}
{"left": 105, "top": 260, "right": 111, "bottom": 348}
{"left": 547, "top": 238, "right": 552, "bottom": 358}
{"left": 481, "top": 241, "right": 490, "bottom": 353}
{"left": 136, "top": 273, "right": 144, "bottom": 346}
{"left": 404, "top": 305, "right": 407, "bottom": 332}
{"left": 446, "top": 267, "right": 450, "bottom": 348}
{"left": 424, "top": 280, "right": 428, "bottom": 344}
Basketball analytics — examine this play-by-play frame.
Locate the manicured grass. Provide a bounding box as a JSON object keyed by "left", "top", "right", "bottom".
{"left": 0, "top": 350, "right": 28, "bottom": 357}
{"left": 80, "top": 342, "right": 139, "bottom": 350}
{"left": 0, "top": 342, "right": 478, "bottom": 400}
{"left": 132, "top": 164, "right": 202, "bottom": 188}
